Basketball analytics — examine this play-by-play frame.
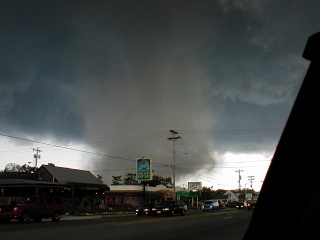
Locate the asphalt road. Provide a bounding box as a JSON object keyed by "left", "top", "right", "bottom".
{"left": 1, "top": 208, "right": 253, "bottom": 240}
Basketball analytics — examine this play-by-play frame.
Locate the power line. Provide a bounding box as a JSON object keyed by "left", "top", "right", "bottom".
{"left": 0, "top": 132, "right": 134, "bottom": 162}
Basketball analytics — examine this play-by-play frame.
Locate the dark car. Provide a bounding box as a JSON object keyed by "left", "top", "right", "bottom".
{"left": 246, "top": 200, "right": 257, "bottom": 210}
{"left": 135, "top": 202, "right": 156, "bottom": 216}
{"left": 151, "top": 200, "right": 187, "bottom": 216}
{"left": 235, "top": 202, "right": 247, "bottom": 210}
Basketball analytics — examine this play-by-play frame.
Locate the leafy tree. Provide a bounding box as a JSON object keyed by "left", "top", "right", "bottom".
{"left": 201, "top": 187, "right": 214, "bottom": 200}
{"left": 111, "top": 175, "right": 123, "bottom": 185}
{"left": 147, "top": 175, "right": 172, "bottom": 187}
{"left": 111, "top": 173, "right": 173, "bottom": 187}
{"left": 4, "top": 163, "right": 35, "bottom": 173}
{"left": 4, "top": 163, "right": 20, "bottom": 172}
{"left": 97, "top": 174, "right": 103, "bottom": 183}
{"left": 123, "top": 173, "right": 138, "bottom": 185}
{"left": 20, "top": 164, "right": 36, "bottom": 173}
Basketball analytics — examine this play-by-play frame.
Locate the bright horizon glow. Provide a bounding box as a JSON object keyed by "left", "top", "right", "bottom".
{"left": 173, "top": 151, "right": 271, "bottom": 192}
{"left": 221, "top": 152, "right": 271, "bottom": 191}
{"left": 1, "top": 137, "right": 271, "bottom": 192}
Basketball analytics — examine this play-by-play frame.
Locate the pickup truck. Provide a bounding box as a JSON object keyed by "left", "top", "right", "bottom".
{"left": 0, "top": 196, "right": 66, "bottom": 223}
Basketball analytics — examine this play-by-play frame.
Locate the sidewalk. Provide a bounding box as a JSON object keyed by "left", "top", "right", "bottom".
{"left": 60, "top": 212, "right": 134, "bottom": 221}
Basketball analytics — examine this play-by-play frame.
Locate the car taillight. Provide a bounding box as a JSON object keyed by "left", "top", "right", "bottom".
{"left": 13, "top": 207, "right": 21, "bottom": 213}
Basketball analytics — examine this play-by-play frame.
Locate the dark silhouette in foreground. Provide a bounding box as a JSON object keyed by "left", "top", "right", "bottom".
{"left": 243, "top": 32, "right": 320, "bottom": 239}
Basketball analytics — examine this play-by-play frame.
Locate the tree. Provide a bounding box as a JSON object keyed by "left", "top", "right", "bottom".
{"left": 21, "top": 164, "right": 36, "bottom": 173}
{"left": 111, "top": 173, "right": 173, "bottom": 187}
{"left": 4, "top": 163, "right": 36, "bottom": 173}
{"left": 111, "top": 175, "right": 123, "bottom": 185}
{"left": 4, "top": 163, "right": 20, "bottom": 172}
{"left": 148, "top": 175, "right": 172, "bottom": 187}
{"left": 201, "top": 187, "right": 214, "bottom": 200}
{"left": 123, "top": 173, "right": 138, "bottom": 185}
{"left": 97, "top": 174, "right": 103, "bottom": 183}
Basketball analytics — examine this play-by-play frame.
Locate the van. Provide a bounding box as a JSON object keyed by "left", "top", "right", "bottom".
{"left": 201, "top": 199, "right": 219, "bottom": 212}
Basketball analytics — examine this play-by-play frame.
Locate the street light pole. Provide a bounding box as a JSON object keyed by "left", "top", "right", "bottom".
{"left": 167, "top": 130, "right": 181, "bottom": 200}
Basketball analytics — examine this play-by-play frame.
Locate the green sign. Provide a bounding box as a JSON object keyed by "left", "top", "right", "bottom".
{"left": 136, "top": 158, "right": 152, "bottom": 181}
{"left": 176, "top": 191, "right": 201, "bottom": 197}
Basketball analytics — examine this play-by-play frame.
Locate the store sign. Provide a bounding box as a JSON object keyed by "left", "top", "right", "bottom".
{"left": 188, "top": 182, "right": 202, "bottom": 190}
{"left": 136, "top": 157, "right": 152, "bottom": 181}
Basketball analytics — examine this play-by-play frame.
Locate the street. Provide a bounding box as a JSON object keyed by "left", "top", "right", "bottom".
{"left": 0, "top": 208, "right": 253, "bottom": 240}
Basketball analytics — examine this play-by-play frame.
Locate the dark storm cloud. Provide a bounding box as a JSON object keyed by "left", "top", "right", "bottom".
{"left": 1, "top": 0, "right": 319, "bottom": 186}
{"left": 7, "top": 80, "right": 84, "bottom": 140}
{"left": 0, "top": 1, "right": 84, "bottom": 140}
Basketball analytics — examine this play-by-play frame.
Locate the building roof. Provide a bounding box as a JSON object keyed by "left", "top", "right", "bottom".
{"left": 39, "top": 164, "right": 103, "bottom": 185}
{"left": 0, "top": 178, "right": 64, "bottom": 186}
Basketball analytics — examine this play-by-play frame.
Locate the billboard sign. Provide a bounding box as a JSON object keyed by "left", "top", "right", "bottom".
{"left": 188, "top": 182, "right": 202, "bottom": 190}
{"left": 136, "top": 157, "right": 152, "bottom": 181}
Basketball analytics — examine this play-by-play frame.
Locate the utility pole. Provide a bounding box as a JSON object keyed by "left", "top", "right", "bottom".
{"left": 167, "top": 130, "right": 181, "bottom": 200}
{"left": 248, "top": 175, "right": 255, "bottom": 189}
{"left": 244, "top": 183, "right": 247, "bottom": 202}
{"left": 236, "top": 169, "right": 244, "bottom": 199}
{"left": 33, "top": 147, "right": 42, "bottom": 170}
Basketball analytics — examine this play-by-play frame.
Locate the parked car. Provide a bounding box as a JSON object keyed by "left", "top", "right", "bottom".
{"left": 0, "top": 196, "right": 66, "bottom": 224}
{"left": 246, "top": 200, "right": 257, "bottom": 210}
{"left": 201, "top": 199, "right": 220, "bottom": 212}
{"left": 135, "top": 202, "right": 156, "bottom": 216}
{"left": 235, "top": 202, "right": 247, "bottom": 209}
{"left": 151, "top": 200, "right": 187, "bottom": 216}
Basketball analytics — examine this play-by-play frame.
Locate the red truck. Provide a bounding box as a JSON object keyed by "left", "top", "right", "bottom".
{"left": 0, "top": 196, "right": 66, "bottom": 223}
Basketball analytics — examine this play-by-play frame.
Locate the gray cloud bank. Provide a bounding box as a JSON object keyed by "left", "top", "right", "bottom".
{"left": 1, "top": 0, "right": 318, "bottom": 186}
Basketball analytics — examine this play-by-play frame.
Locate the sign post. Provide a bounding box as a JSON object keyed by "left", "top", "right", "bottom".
{"left": 188, "top": 182, "right": 202, "bottom": 208}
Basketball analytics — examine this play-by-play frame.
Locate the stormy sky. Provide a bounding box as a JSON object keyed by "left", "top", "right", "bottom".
{"left": 1, "top": 0, "right": 319, "bottom": 191}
